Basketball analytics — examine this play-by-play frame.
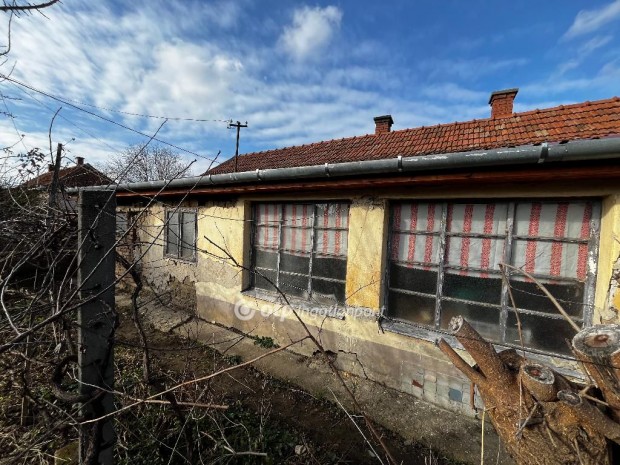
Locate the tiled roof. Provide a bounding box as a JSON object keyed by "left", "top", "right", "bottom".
{"left": 208, "top": 97, "right": 620, "bottom": 175}
{"left": 23, "top": 163, "right": 113, "bottom": 189}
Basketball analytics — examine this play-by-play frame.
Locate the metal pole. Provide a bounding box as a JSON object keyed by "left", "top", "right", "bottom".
{"left": 77, "top": 189, "right": 116, "bottom": 465}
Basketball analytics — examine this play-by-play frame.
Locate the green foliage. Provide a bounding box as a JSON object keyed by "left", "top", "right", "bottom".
{"left": 252, "top": 336, "right": 279, "bottom": 349}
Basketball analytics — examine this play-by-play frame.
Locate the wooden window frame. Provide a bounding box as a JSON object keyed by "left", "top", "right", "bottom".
{"left": 164, "top": 208, "right": 197, "bottom": 262}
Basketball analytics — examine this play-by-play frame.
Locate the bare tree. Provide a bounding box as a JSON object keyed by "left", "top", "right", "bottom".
{"left": 104, "top": 145, "right": 194, "bottom": 183}
{"left": 439, "top": 265, "right": 620, "bottom": 465}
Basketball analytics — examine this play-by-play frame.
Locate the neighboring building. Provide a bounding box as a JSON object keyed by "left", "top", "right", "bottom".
{"left": 115, "top": 89, "right": 620, "bottom": 416}
{"left": 23, "top": 156, "right": 112, "bottom": 190}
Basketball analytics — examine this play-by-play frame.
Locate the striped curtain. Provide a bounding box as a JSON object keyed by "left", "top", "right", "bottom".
{"left": 512, "top": 201, "right": 593, "bottom": 281}
{"left": 314, "top": 203, "right": 349, "bottom": 257}
{"left": 392, "top": 201, "right": 594, "bottom": 282}
{"left": 255, "top": 203, "right": 349, "bottom": 257}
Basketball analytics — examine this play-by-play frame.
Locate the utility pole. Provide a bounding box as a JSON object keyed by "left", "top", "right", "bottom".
{"left": 228, "top": 120, "right": 247, "bottom": 172}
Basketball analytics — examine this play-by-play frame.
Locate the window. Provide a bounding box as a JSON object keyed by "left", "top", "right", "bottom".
{"left": 386, "top": 200, "right": 600, "bottom": 354}
{"left": 164, "top": 209, "right": 197, "bottom": 261}
{"left": 252, "top": 202, "right": 349, "bottom": 306}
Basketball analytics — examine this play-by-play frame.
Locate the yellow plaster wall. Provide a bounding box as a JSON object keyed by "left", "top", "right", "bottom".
{"left": 595, "top": 194, "right": 620, "bottom": 322}
{"left": 196, "top": 199, "right": 247, "bottom": 273}
{"left": 345, "top": 198, "right": 387, "bottom": 310}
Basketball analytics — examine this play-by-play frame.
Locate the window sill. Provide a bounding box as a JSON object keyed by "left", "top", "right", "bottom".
{"left": 164, "top": 255, "right": 197, "bottom": 265}
{"left": 380, "top": 318, "right": 585, "bottom": 380}
{"left": 242, "top": 288, "right": 346, "bottom": 320}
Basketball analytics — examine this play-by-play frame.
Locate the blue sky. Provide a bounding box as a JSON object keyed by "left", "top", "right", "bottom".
{"left": 0, "top": 1, "right": 619, "bottom": 176}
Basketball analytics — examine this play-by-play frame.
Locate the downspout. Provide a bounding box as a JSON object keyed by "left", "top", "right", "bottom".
{"left": 74, "top": 137, "right": 620, "bottom": 193}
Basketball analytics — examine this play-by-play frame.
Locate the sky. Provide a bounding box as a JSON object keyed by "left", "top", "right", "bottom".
{"left": 0, "top": 0, "right": 619, "bottom": 178}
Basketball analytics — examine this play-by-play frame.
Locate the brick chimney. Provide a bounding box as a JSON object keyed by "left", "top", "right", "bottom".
{"left": 489, "top": 88, "right": 518, "bottom": 119}
{"left": 76, "top": 156, "right": 84, "bottom": 165}
{"left": 374, "top": 115, "right": 394, "bottom": 135}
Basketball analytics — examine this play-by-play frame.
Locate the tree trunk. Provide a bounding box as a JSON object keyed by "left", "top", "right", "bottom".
{"left": 439, "top": 316, "right": 614, "bottom": 465}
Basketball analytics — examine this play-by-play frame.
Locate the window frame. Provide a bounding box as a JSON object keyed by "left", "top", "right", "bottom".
{"left": 164, "top": 207, "right": 197, "bottom": 262}
{"left": 249, "top": 201, "right": 350, "bottom": 308}
{"left": 382, "top": 198, "right": 601, "bottom": 357}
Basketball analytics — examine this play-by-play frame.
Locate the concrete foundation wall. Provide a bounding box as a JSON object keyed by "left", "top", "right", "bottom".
{"left": 123, "top": 185, "right": 620, "bottom": 417}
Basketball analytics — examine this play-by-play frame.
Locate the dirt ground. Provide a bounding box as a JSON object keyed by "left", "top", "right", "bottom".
{"left": 116, "top": 307, "right": 464, "bottom": 465}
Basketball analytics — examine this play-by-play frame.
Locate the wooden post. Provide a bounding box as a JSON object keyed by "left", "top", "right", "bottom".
{"left": 77, "top": 189, "right": 116, "bottom": 464}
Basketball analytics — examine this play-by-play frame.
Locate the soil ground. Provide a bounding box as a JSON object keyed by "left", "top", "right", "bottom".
{"left": 116, "top": 304, "right": 463, "bottom": 465}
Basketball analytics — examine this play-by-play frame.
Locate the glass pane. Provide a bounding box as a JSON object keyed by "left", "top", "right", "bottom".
{"left": 280, "top": 252, "right": 310, "bottom": 275}
{"left": 315, "top": 203, "right": 349, "bottom": 229}
{"left": 312, "top": 255, "right": 347, "bottom": 280}
{"left": 166, "top": 211, "right": 179, "bottom": 256}
{"left": 282, "top": 226, "right": 312, "bottom": 254}
{"left": 282, "top": 203, "right": 314, "bottom": 227}
{"left": 392, "top": 202, "right": 442, "bottom": 233}
{"left": 446, "top": 203, "right": 508, "bottom": 235}
{"left": 391, "top": 233, "right": 439, "bottom": 265}
{"left": 506, "top": 311, "right": 578, "bottom": 354}
{"left": 387, "top": 291, "right": 436, "bottom": 326}
{"left": 254, "top": 248, "right": 278, "bottom": 270}
{"left": 255, "top": 269, "right": 277, "bottom": 291}
{"left": 512, "top": 239, "right": 587, "bottom": 281}
{"left": 311, "top": 278, "right": 346, "bottom": 305}
{"left": 508, "top": 278, "right": 585, "bottom": 317}
{"left": 256, "top": 203, "right": 281, "bottom": 225}
{"left": 439, "top": 301, "right": 501, "bottom": 342}
{"left": 180, "top": 212, "right": 196, "bottom": 259}
{"left": 445, "top": 237, "right": 504, "bottom": 273}
{"left": 389, "top": 263, "right": 437, "bottom": 295}
{"left": 279, "top": 272, "right": 309, "bottom": 299}
{"left": 514, "top": 201, "right": 594, "bottom": 240}
{"left": 255, "top": 226, "right": 279, "bottom": 251}
{"left": 443, "top": 273, "right": 502, "bottom": 305}
{"left": 314, "top": 227, "right": 348, "bottom": 257}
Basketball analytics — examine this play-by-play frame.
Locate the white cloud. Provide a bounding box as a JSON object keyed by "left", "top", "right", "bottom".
{"left": 564, "top": 1, "right": 620, "bottom": 39}
{"left": 279, "top": 5, "right": 342, "bottom": 61}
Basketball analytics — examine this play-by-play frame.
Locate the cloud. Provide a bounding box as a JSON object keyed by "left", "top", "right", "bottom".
{"left": 279, "top": 5, "right": 342, "bottom": 61}
{"left": 556, "top": 34, "right": 613, "bottom": 75}
{"left": 564, "top": 1, "right": 620, "bottom": 39}
{"left": 420, "top": 57, "right": 528, "bottom": 81}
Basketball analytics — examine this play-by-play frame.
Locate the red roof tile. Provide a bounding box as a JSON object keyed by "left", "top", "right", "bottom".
{"left": 207, "top": 97, "right": 620, "bottom": 175}
{"left": 23, "top": 163, "right": 113, "bottom": 189}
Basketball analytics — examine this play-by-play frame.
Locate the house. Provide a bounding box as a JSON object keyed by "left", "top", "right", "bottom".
{"left": 113, "top": 89, "right": 620, "bottom": 416}
{"left": 23, "top": 156, "right": 112, "bottom": 190}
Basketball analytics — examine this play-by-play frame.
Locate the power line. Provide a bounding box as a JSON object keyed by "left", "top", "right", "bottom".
{"left": 1, "top": 74, "right": 219, "bottom": 163}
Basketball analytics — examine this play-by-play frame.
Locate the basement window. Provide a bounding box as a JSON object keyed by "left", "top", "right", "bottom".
{"left": 164, "top": 209, "right": 197, "bottom": 262}
{"left": 385, "top": 200, "right": 600, "bottom": 355}
{"left": 252, "top": 202, "right": 349, "bottom": 306}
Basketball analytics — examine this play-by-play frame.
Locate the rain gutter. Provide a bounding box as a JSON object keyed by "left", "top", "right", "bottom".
{"left": 74, "top": 137, "right": 620, "bottom": 194}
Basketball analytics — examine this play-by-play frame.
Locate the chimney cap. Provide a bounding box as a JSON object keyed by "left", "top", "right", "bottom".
{"left": 373, "top": 115, "right": 394, "bottom": 125}
{"left": 76, "top": 156, "right": 84, "bottom": 165}
{"left": 488, "top": 88, "right": 519, "bottom": 104}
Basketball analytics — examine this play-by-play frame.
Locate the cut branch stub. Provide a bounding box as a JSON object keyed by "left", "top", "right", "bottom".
{"left": 572, "top": 324, "right": 620, "bottom": 419}
{"left": 448, "top": 316, "right": 513, "bottom": 386}
{"left": 558, "top": 390, "right": 620, "bottom": 445}
{"left": 520, "top": 363, "right": 557, "bottom": 402}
